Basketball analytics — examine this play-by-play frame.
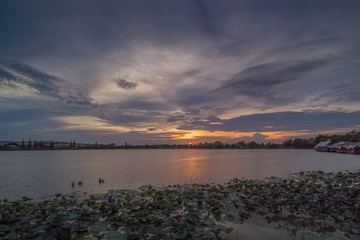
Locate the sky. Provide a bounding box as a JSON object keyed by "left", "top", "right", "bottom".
{"left": 1, "top": 0, "right": 360, "bottom": 144}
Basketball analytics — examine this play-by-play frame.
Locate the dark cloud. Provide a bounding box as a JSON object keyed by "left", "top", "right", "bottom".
{"left": 0, "top": 108, "right": 64, "bottom": 140}
{"left": 219, "top": 58, "right": 330, "bottom": 91}
{"left": 175, "top": 93, "right": 220, "bottom": 106}
{"left": 116, "top": 100, "right": 166, "bottom": 110}
{"left": 0, "top": 96, "right": 14, "bottom": 103}
{"left": 216, "top": 58, "right": 331, "bottom": 105}
{"left": 314, "top": 82, "right": 360, "bottom": 103}
{"left": 167, "top": 106, "right": 223, "bottom": 126}
{"left": 271, "top": 37, "right": 339, "bottom": 55}
{"left": 179, "top": 111, "right": 360, "bottom": 132}
{"left": 90, "top": 103, "right": 167, "bottom": 125}
{"left": 0, "top": 59, "right": 93, "bottom": 105}
{"left": 192, "top": 0, "right": 218, "bottom": 37}
{"left": 0, "top": 0, "right": 360, "bottom": 143}
{"left": 114, "top": 78, "right": 138, "bottom": 90}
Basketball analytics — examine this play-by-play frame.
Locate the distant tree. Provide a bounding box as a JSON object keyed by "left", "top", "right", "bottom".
{"left": 21, "top": 139, "right": 25, "bottom": 150}
{"left": 213, "top": 141, "right": 224, "bottom": 149}
{"left": 27, "top": 139, "right": 32, "bottom": 150}
{"left": 247, "top": 141, "right": 259, "bottom": 149}
{"left": 237, "top": 141, "right": 246, "bottom": 149}
{"left": 39, "top": 140, "right": 45, "bottom": 149}
{"left": 282, "top": 139, "right": 293, "bottom": 148}
{"left": 267, "top": 142, "right": 278, "bottom": 149}
{"left": 33, "top": 140, "right": 39, "bottom": 150}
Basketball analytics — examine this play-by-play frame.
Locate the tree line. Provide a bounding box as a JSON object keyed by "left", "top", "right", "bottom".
{"left": 1, "top": 130, "right": 359, "bottom": 150}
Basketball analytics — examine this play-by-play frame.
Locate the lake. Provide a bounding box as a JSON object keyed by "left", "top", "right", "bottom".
{"left": 0, "top": 149, "right": 359, "bottom": 200}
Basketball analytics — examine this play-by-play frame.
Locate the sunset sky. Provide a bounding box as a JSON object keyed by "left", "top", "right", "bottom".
{"left": 1, "top": 0, "right": 360, "bottom": 144}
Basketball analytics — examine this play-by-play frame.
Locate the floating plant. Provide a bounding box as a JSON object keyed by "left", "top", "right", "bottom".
{"left": 1, "top": 171, "right": 360, "bottom": 239}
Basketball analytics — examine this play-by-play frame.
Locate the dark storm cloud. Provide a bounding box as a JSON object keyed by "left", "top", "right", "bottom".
{"left": 217, "top": 58, "right": 330, "bottom": 101}
{"left": 114, "top": 78, "right": 138, "bottom": 90}
{"left": 179, "top": 111, "right": 360, "bottom": 132}
{"left": 0, "top": 59, "right": 93, "bottom": 105}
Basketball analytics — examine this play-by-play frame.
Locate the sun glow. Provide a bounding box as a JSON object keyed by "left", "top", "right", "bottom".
{"left": 52, "top": 115, "right": 351, "bottom": 143}
{"left": 170, "top": 130, "right": 314, "bottom": 141}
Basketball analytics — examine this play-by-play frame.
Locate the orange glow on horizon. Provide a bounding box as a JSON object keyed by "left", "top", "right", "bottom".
{"left": 170, "top": 129, "right": 313, "bottom": 141}
{"left": 53, "top": 115, "right": 355, "bottom": 143}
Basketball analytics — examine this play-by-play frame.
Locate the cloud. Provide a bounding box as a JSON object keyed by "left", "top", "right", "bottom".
{"left": 270, "top": 37, "right": 339, "bottom": 55}
{"left": 0, "top": 59, "right": 94, "bottom": 105}
{"left": 167, "top": 106, "right": 224, "bottom": 125}
{"left": 179, "top": 111, "right": 360, "bottom": 133}
{"left": 216, "top": 58, "right": 331, "bottom": 104}
{"left": 238, "top": 133, "right": 270, "bottom": 142}
{"left": 1, "top": 1, "right": 360, "bottom": 144}
{"left": 0, "top": 96, "right": 14, "bottom": 103}
{"left": 314, "top": 83, "right": 360, "bottom": 103}
{"left": 114, "top": 78, "right": 138, "bottom": 90}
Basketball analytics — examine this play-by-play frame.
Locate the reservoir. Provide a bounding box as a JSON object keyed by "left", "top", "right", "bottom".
{"left": 0, "top": 149, "right": 359, "bottom": 200}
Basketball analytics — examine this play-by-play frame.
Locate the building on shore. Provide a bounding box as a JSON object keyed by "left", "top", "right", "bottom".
{"left": 346, "top": 142, "right": 360, "bottom": 154}
{"left": 327, "top": 142, "right": 347, "bottom": 152}
{"left": 314, "top": 141, "right": 331, "bottom": 152}
{"left": 315, "top": 141, "right": 360, "bottom": 154}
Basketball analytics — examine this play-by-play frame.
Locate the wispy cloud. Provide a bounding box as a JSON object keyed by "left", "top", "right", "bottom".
{"left": 179, "top": 111, "right": 360, "bottom": 133}
{"left": 0, "top": 59, "right": 94, "bottom": 105}
{"left": 1, "top": 1, "right": 360, "bottom": 143}
{"left": 216, "top": 58, "right": 331, "bottom": 105}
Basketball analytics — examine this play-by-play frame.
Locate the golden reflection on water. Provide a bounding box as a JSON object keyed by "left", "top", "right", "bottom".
{"left": 3, "top": 149, "right": 360, "bottom": 200}
{"left": 173, "top": 154, "right": 207, "bottom": 183}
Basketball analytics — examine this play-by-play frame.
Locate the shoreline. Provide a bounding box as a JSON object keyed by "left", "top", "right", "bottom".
{"left": 0, "top": 148, "right": 315, "bottom": 152}
{"left": 1, "top": 171, "right": 360, "bottom": 239}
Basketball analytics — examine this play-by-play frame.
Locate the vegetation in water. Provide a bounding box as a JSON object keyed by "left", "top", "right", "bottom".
{"left": 1, "top": 171, "right": 360, "bottom": 239}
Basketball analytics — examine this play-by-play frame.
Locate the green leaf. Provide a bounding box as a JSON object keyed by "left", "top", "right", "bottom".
{"left": 174, "top": 231, "right": 188, "bottom": 239}
{"left": 224, "top": 227, "right": 233, "bottom": 234}
{"left": 214, "top": 214, "right": 221, "bottom": 222}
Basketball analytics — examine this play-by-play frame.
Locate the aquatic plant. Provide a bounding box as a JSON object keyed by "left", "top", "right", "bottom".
{"left": 0, "top": 171, "right": 360, "bottom": 239}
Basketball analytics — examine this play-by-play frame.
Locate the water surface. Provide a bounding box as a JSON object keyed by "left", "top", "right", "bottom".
{"left": 0, "top": 149, "right": 359, "bottom": 200}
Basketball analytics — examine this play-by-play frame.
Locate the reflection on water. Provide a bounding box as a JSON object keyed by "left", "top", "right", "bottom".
{"left": 0, "top": 149, "right": 359, "bottom": 200}
{"left": 174, "top": 155, "right": 207, "bottom": 183}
